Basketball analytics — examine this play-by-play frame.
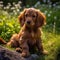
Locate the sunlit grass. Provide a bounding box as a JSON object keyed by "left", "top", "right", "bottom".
{"left": 39, "top": 32, "right": 60, "bottom": 60}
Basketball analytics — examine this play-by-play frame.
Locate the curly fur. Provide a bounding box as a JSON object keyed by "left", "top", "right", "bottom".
{"left": 7, "top": 8, "right": 47, "bottom": 57}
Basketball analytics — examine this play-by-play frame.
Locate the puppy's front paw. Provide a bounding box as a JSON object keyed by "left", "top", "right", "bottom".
{"left": 16, "top": 48, "right": 22, "bottom": 53}
{"left": 20, "top": 52, "right": 30, "bottom": 58}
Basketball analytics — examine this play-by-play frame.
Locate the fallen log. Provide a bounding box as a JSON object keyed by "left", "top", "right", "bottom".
{"left": 0, "top": 46, "right": 39, "bottom": 60}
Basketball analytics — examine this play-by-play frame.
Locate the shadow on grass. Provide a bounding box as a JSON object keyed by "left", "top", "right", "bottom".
{"left": 37, "top": 54, "right": 45, "bottom": 60}
{"left": 55, "top": 48, "right": 60, "bottom": 60}
{"left": 25, "top": 54, "right": 46, "bottom": 60}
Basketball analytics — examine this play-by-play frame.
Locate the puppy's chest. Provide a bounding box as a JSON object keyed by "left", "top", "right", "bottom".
{"left": 20, "top": 31, "right": 39, "bottom": 45}
{"left": 20, "top": 32, "right": 38, "bottom": 45}
{"left": 28, "top": 33, "right": 37, "bottom": 45}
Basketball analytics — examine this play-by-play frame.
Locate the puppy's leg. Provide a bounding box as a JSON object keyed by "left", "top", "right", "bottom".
{"left": 20, "top": 40, "right": 30, "bottom": 57}
{"left": 16, "top": 47, "right": 22, "bottom": 53}
{"left": 36, "top": 38, "right": 48, "bottom": 55}
{"left": 7, "top": 34, "right": 19, "bottom": 47}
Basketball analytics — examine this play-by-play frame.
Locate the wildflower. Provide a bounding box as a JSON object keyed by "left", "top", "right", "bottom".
{"left": 8, "top": 3, "right": 11, "bottom": 7}
{"left": 6, "top": 6, "right": 10, "bottom": 9}
{"left": 15, "top": 12, "right": 17, "bottom": 15}
{"left": 0, "top": 1, "right": 3, "bottom": 4}
{"left": 57, "top": 6, "right": 60, "bottom": 9}
{"left": 0, "top": 4, "right": 3, "bottom": 7}
{"left": 54, "top": 16, "right": 57, "bottom": 20}
{"left": 4, "top": 7, "right": 6, "bottom": 10}
{"left": 13, "top": 10, "right": 16, "bottom": 13}
{"left": 13, "top": 2, "right": 15, "bottom": 6}
{"left": 53, "top": 4, "right": 56, "bottom": 7}
{"left": 13, "top": 10, "right": 17, "bottom": 15}
{"left": 11, "top": 7, "right": 15, "bottom": 10}
{"left": 47, "top": 0, "right": 50, "bottom": 3}
{"left": 49, "top": 5, "right": 51, "bottom": 8}
{"left": 3, "top": 18, "right": 5, "bottom": 20}
{"left": 17, "top": 4, "right": 21, "bottom": 8}
{"left": 49, "top": 11, "right": 52, "bottom": 14}
{"left": 4, "top": 11, "right": 8, "bottom": 15}
{"left": 44, "top": 10, "right": 47, "bottom": 15}
{"left": 34, "top": 1, "right": 40, "bottom": 7}
{"left": 48, "top": 14, "right": 50, "bottom": 17}
{"left": 18, "top": 1, "right": 22, "bottom": 4}
{"left": 17, "top": 9, "right": 20, "bottom": 12}
{"left": 43, "top": 0, "right": 46, "bottom": 3}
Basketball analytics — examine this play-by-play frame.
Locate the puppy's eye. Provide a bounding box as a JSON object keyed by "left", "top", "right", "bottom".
{"left": 25, "top": 14, "right": 28, "bottom": 17}
{"left": 32, "top": 15, "right": 36, "bottom": 18}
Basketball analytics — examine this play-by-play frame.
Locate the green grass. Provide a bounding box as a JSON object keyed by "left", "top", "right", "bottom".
{"left": 2, "top": 32, "right": 60, "bottom": 60}
{"left": 38, "top": 32, "right": 60, "bottom": 60}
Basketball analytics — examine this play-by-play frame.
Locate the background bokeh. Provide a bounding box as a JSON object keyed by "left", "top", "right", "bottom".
{"left": 0, "top": 0, "right": 60, "bottom": 60}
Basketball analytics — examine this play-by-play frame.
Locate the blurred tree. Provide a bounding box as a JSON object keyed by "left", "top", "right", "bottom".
{"left": 26, "top": 0, "right": 37, "bottom": 7}
{"left": 0, "top": 0, "right": 18, "bottom": 6}
{"left": 39, "top": 0, "right": 60, "bottom": 4}
{"left": 0, "top": 0, "right": 60, "bottom": 6}
{"left": 19, "top": 0, "right": 60, "bottom": 7}
{"left": 20, "top": 0, "right": 26, "bottom": 6}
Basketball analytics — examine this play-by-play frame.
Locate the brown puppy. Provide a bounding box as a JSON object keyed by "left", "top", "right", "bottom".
{"left": 7, "top": 8, "right": 47, "bottom": 57}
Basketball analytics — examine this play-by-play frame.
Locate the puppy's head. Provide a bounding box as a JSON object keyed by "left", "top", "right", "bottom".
{"left": 18, "top": 8, "right": 46, "bottom": 28}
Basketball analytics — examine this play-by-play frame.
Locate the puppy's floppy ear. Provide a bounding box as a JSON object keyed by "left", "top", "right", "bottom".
{"left": 18, "top": 9, "right": 26, "bottom": 27}
{"left": 36, "top": 10, "right": 46, "bottom": 27}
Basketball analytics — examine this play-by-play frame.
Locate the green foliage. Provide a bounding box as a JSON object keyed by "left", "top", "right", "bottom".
{"left": 0, "top": 11, "right": 20, "bottom": 41}
{"left": 3, "top": 32, "right": 60, "bottom": 60}
{"left": 1, "top": 0, "right": 18, "bottom": 5}
{"left": 0, "top": 1, "right": 21, "bottom": 41}
{"left": 0, "top": 12, "right": 20, "bottom": 41}
{"left": 34, "top": 3, "right": 60, "bottom": 33}
{"left": 26, "top": 0, "right": 37, "bottom": 6}
{"left": 37, "top": 32, "right": 60, "bottom": 60}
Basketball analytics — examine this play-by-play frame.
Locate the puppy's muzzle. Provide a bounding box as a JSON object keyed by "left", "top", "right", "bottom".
{"left": 26, "top": 20, "right": 31, "bottom": 25}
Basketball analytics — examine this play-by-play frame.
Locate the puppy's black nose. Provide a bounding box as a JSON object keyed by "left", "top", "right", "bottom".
{"left": 27, "top": 21, "right": 31, "bottom": 24}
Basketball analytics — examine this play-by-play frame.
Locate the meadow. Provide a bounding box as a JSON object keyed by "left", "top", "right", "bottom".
{"left": 0, "top": 1, "right": 60, "bottom": 60}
